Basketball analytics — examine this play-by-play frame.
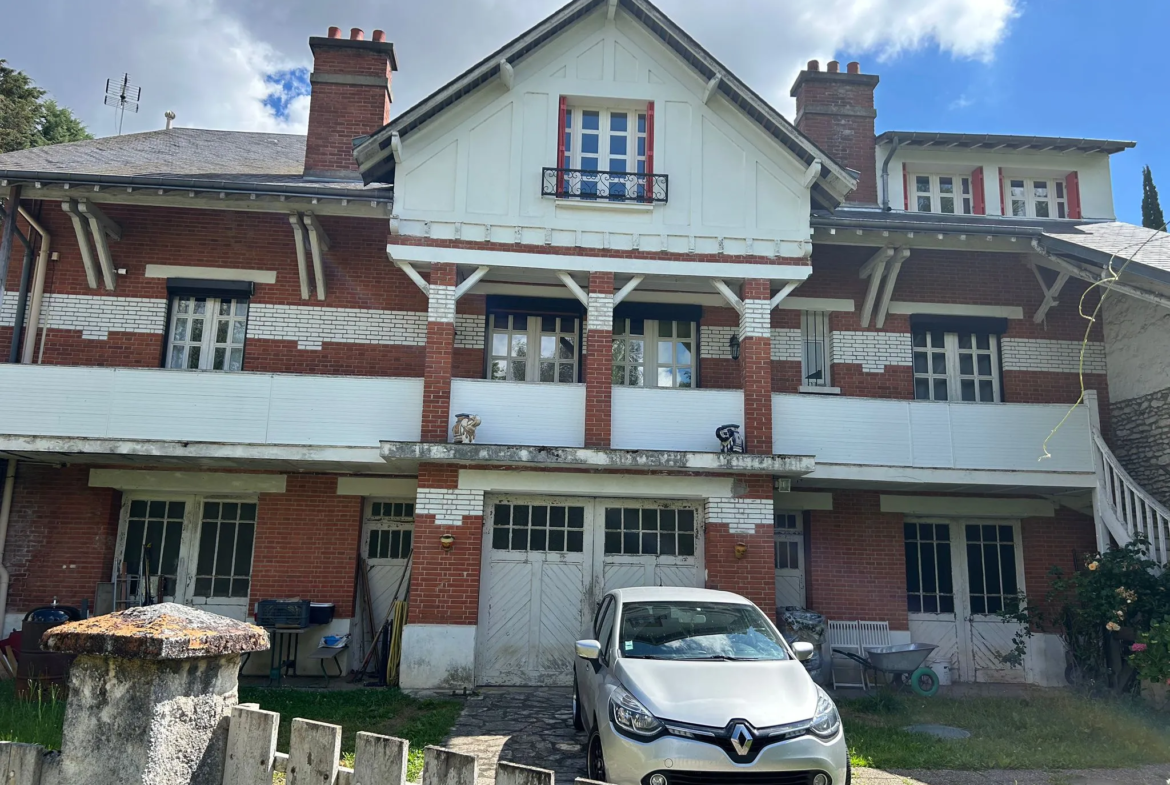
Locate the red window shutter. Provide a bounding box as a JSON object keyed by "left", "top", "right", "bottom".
{"left": 903, "top": 163, "right": 909, "bottom": 210}
{"left": 645, "top": 101, "right": 655, "bottom": 202}
{"left": 971, "top": 166, "right": 985, "bottom": 215}
{"left": 1066, "top": 172, "right": 1082, "bottom": 219}
{"left": 998, "top": 168, "right": 1006, "bottom": 216}
{"left": 556, "top": 96, "right": 568, "bottom": 193}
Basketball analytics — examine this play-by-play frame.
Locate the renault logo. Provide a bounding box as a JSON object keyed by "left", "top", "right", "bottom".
{"left": 729, "top": 723, "right": 754, "bottom": 756}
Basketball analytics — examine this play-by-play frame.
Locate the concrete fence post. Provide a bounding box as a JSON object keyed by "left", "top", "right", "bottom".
{"left": 286, "top": 718, "right": 342, "bottom": 785}
{"left": 496, "top": 761, "right": 554, "bottom": 785}
{"left": 223, "top": 705, "right": 279, "bottom": 785}
{"left": 421, "top": 746, "right": 477, "bottom": 785}
{"left": 42, "top": 602, "right": 269, "bottom": 785}
{"left": 353, "top": 732, "right": 409, "bottom": 785}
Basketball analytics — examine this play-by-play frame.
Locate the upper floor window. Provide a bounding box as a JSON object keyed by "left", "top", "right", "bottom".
{"left": 488, "top": 313, "right": 579, "bottom": 384}
{"left": 801, "top": 311, "right": 831, "bottom": 389}
{"left": 1008, "top": 178, "right": 1067, "bottom": 219}
{"left": 913, "top": 329, "right": 1001, "bottom": 403}
{"left": 166, "top": 295, "right": 248, "bottom": 371}
{"left": 548, "top": 98, "right": 665, "bottom": 202}
{"left": 911, "top": 174, "right": 973, "bottom": 215}
{"left": 612, "top": 318, "right": 694, "bottom": 388}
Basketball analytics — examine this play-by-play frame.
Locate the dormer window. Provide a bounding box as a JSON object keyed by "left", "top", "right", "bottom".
{"left": 1008, "top": 178, "right": 1067, "bottom": 219}
{"left": 909, "top": 173, "right": 973, "bottom": 215}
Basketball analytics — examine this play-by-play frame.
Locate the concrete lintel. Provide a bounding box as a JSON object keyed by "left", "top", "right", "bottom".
{"left": 774, "top": 490, "right": 834, "bottom": 510}
{"left": 336, "top": 476, "right": 418, "bottom": 497}
{"left": 458, "top": 469, "right": 738, "bottom": 499}
{"left": 90, "top": 468, "right": 286, "bottom": 494}
{"left": 382, "top": 441, "right": 813, "bottom": 476}
{"left": 881, "top": 494, "right": 1056, "bottom": 518}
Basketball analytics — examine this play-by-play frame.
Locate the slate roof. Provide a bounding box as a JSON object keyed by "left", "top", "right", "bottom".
{"left": 0, "top": 128, "right": 392, "bottom": 200}
{"left": 1043, "top": 222, "right": 1170, "bottom": 282}
{"left": 876, "top": 131, "right": 1135, "bottom": 155}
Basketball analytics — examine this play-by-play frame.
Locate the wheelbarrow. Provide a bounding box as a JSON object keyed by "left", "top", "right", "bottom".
{"left": 831, "top": 642, "right": 941, "bottom": 697}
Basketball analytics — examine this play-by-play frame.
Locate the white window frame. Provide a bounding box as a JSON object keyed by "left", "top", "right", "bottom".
{"left": 1008, "top": 177, "right": 1067, "bottom": 219}
{"left": 913, "top": 330, "right": 1001, "bottom": 403}
{"left": 800, "top": 311, "right": 832, "bottom": 390}
{"left": 910, "top": 173, "right": 973, "bottom": 215}
{"left": 564, "top": 105, "right": 648, "bottom": 199}
{"left": 363, "top": 498, "right": 415, "bottom": 564}
{"left": 166, "top": 295, "right": 249, "bottom": 371}
{"left": 612, "top": 318, "right": 695, "bottom": 389}
{"left": 487, "top": 313, "right": 580, "bottom": 384}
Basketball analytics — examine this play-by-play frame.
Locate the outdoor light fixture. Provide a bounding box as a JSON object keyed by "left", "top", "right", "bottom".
{"left": 813, "top": 774, "right": 829, "bottom": 785}
{"left": 734, "top": 542, "right": 748, "bottom": 559}
{"left": 440, "top": 534, "right": 455, "bottom": 550}
{"left": 649, "top": 775, "right": 668, "bottom": 785}
{"left": 729, "top": 334, "right": 741, "bottom": 360}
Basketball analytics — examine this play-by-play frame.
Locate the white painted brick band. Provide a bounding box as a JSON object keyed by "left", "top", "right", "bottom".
{"left": 248, "top": 304, "right": 428, "bottom": 347}
{"left": 704, "top": 498, "right": 772, "bottom": 536}
{"left": 770, "top": 328, "right": 801, "bottom": 362}
{"left": 739, "top": 299, "right": 771, "bottom": 340}
{"left": 455, "top": 314, "right": 485, "bottom": 350}
{"left": 416, "top": 488, "right": 485, "bottom": 526}
{"left": 587, "top": 292, "right": 614, "bottom": 333}
{"left": 427, "top": 284, "right": 456, "bottom": 323}
{"left": 1, "top": 292, "right": 166, "bottom": 341}
{"left": 1001, "top": 338, "right": 1107, "bottom": 375}
{"left": 832, "top": 330, "right": 913, "bottom": 373}
{"left": 700, "top": 326, "right": 736, "bottom": 359}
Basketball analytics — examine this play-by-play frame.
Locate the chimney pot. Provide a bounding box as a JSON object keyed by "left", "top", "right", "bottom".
{"left": 372, "top": 29, "right": 386, "bottom": 43}
{"left": 847, "top": 61, "right": 860, "bottom": 74}
{"left": 350, "top": 27, "right": 364, "bottom": 40}
{"left": 327, "top": 26, "right": 341, "bottom": 39}
{"left": 807, "top": 60, "right": 820, "bottom": 72}
{"left": 827, "top": 60, "right": 840, "bottom": 73}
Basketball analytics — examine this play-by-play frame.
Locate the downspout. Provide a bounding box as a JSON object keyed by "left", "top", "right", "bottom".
{"left": 8, "top": 243, "right": 33, "bottom": 363}
{"left": 880, "top": 136, "right": 901, "bottom": 212}
{"left": 0, "top": 460, "right": 16, "bottom": 633}
{"left": 18, "top": 206, "right": 50, "bottom": 364}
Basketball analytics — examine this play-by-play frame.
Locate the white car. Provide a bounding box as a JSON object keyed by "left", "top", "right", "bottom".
{"left": 573, "top": 586, "right": 849, "bottom": 785}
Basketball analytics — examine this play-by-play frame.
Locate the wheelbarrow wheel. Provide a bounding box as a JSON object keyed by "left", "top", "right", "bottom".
{"left": 910, "top": 666, "right": 940, "bottom": 697}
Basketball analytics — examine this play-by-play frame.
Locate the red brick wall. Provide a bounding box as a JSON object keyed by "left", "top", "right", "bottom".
{"left": 705, "top": 478, "right": 775, "bottom": 617}
{"left": 1020, "top": 507, "right": 1097, "bottom": 621}
{"left": 806, "top": 491, "right": 909, "bottom": 630}
{"left": 5, "top": 464, "right": 120, "bottom": 614}
{"left": 585, "top": 272, "right": 615, "bottom": 448}
{"left": 303, "top": 41, "right": 393, "bottom": 177}
{"left": 408, "top": 464, "right": 482, "bottom": 626}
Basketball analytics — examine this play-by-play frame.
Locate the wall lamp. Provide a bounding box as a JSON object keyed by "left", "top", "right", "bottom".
{"left": 729, "top": 334, "right": 741, "bottom": 361}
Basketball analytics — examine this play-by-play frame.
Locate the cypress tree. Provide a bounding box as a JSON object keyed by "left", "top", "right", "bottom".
{"left": 1141, "top": 165, "right": 1166, "bottom": 231}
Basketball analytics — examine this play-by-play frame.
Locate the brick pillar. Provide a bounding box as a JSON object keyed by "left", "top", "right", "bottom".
{"left": 402, "top": 462, "right": 486, "bottom": 690}
{"left": 704, "top": 477, "right": 775, "bottom": 618}
{"left": 422, "top": 263, "right": 456, "bottom": 443}
{"left": 741, "top": 279, "right": 773, "bottom": 454}
{"left": 585, "top": 271, "right": 614, "bottom": 448}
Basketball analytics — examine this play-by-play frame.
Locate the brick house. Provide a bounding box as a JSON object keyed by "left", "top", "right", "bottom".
{"left": 0, "top": 0, "right": 1168, "bottom": 690}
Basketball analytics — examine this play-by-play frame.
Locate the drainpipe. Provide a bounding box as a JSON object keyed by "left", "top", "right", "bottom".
{"left": 0, "top": 460, "right": 16, "bottom": 634}
{"left": 880, "top": 136, "right": 901, "bottom": 212}
{"left": 18, "top": 206, "right": 50, "bottom": 364}
{"left": 8, "top": 243, "right": 33, "bottom": 363}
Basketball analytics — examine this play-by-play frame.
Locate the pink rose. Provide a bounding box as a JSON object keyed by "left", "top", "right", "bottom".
{"left": 1130, "top": 643, "right": 1148, "bottom": 652}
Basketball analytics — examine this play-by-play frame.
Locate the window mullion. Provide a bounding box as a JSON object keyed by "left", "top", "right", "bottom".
{"left": 646, "top": 320, "right": 659, "bottom": 388}
{"left": 944, "top": 333, "right": 960, "bottom": 393}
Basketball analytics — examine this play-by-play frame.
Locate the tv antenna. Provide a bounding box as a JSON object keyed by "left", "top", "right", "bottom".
{"left": 104, "top": 74, "right": 141, "bottom": 135}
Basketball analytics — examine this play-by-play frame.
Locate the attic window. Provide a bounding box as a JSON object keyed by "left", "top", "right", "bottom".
{"left": 543, "top": 97, "right": 667, "bottom": 203}
{"left": 909, "top": 173, "right": 973, "bottom": 215}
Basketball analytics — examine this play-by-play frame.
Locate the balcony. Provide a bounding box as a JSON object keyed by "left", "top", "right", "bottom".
{"left": 772, "top": 393, "right": 1095, "bottom": 485}
{"left": 0, "top": 365, "right": 422, "bottom": 448}
{"left": 449, "top": 379, "right": 585, "bottom": 448}
{"left": 541, "top": 167, "right": 668, "bottom": 203}
{"left": 611, "top": 387, "right": 743, "bottom": 452}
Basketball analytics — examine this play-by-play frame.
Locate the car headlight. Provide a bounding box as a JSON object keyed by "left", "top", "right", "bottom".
{"left": 809, "top": 685, "right": 841, "bottom": 739}
{"left": 609, "top": 685, "right": 663, "bottom": 737}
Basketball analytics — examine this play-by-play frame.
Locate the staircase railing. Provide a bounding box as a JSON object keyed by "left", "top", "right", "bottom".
{"left": 1091, "top": 429, "right": 1170, "bottom": 566}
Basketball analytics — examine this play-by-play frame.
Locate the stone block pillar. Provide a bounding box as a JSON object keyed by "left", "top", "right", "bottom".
{"left": 43, "top": 603, "right": 268, "bottom": 785}
{"left": 585, "top": 271, "right": 615, "bottom": 448}
{"left": 741, "top": 279, "right": 773, "bottom": 454}
{"left": 422, "top": 263, "right": 457, "bottom": 443}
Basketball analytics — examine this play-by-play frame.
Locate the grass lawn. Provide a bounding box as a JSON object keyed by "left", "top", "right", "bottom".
{"left": 0, "top": 681, "right": 461, "bottom": 782}
{"left": 841, "top": 690, "right": 1170, "bottom": 771}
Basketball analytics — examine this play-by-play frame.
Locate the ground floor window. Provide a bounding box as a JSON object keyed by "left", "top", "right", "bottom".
{"left": 603, "top": 506, "right": 696, "bottom": 556}
{"left": 612, "top": 319, "right": 694, "bottom": 388}
{"left": 488, "top": 313, "right": 579, "bottom": 383}
{"left": 904, "top": 522, "right": 955, "bottom": 614}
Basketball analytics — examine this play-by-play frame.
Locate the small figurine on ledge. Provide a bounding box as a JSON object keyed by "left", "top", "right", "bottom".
{"left": 716, "top": 424, "right": 745, "bottom": 454}
{"left": 453, "top": 413, "right": 482, "bottom": 444}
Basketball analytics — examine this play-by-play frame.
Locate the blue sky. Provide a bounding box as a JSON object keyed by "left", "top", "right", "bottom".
{"left": 850, "top": 0, "right": 1168, "bottom": 224}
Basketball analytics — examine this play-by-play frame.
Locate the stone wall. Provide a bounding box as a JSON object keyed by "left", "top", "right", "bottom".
{"left": 1111, "top": 387, "right": 1170, "bottom": 507}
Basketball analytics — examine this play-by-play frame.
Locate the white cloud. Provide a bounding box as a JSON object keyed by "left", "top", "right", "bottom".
{"left": 950, "top": 94, "right": 976, "bottom": 110}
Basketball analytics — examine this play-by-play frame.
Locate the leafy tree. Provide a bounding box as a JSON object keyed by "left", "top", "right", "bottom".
{"left": 0, "top": 59, "right": 92, "bottom": 154}
{"left": 1142, "top": 165, "right": 1166, "bottom": 232}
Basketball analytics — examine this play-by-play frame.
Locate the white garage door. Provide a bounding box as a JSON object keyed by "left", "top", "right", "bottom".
{"left": 477, "top": 496, "right": 703, "bottom": 686}
{"left": 356, "top": 499, "right": 414, "bottom": 666}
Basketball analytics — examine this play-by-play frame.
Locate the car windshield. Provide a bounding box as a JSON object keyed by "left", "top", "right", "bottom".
{"left": 617, "top": 601, "right": 789, "bottom": 661}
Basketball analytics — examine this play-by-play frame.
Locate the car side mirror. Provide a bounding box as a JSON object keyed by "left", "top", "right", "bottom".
{"left": 792, "top": 641, "right": 816, "bottom": 662}
{"left": 576, "top": 639, "right": 602, "bottom": 660}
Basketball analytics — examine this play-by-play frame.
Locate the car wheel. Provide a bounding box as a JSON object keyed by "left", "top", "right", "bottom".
{"left": 572, "top": 675, "right": 585, "bottom": 731}
{"left": 586, "top": 728, "right": 607, "bottom": 782}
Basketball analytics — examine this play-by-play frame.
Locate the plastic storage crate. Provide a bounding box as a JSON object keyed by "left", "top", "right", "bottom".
{"left": 255, "top": 599, "right": 311, "bottom": 628}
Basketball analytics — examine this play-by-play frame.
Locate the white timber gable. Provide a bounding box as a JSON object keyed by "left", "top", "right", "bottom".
{"left": 391, "top": 4, "right": 816, "bottom": 259}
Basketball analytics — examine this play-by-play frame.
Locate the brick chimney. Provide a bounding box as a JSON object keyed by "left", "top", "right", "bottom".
{"left": 790, "top": 60, "right": 880, "bottom": 204}
{"left": 303, "top": 26, "right": 398, "bottom": 180}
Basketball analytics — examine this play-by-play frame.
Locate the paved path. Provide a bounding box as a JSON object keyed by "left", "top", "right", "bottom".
{"left": 443, "top": 689, "right": 1168, "bottom": 785}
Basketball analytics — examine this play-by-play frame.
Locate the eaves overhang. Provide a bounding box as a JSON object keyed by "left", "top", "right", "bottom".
{"left": 876, "top": 131, "right": 1136, "bottom": 156}
{"left": 1036, "top": 234, "right": 1170, "bottom": 289}
{"left": 381, "top": 441, "right": 813, "bottom": 477}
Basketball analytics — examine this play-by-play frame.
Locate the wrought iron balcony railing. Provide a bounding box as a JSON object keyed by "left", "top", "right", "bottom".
{"left": 541, "top": 167, "right": 668, "bottom": 204}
